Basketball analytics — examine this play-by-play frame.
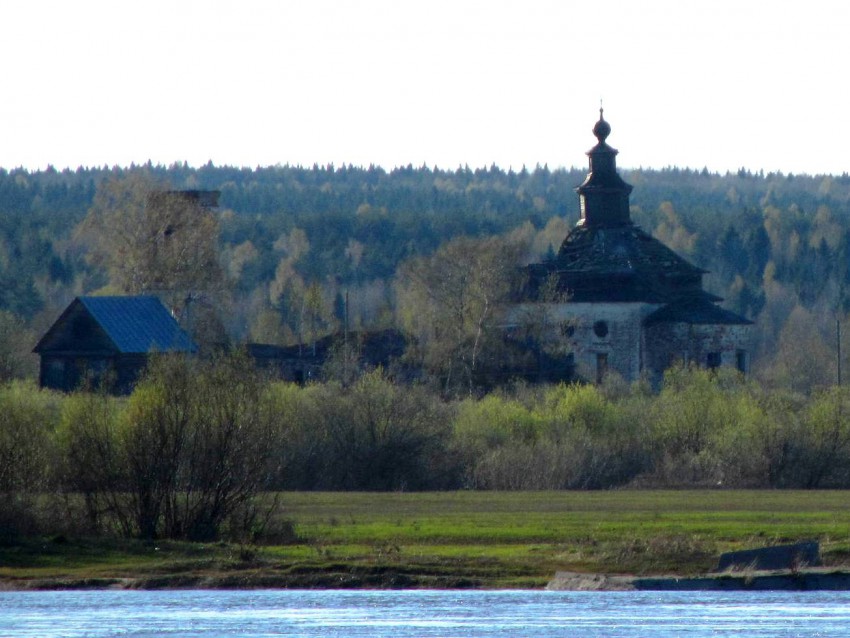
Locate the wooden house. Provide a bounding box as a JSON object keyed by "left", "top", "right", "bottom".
{"left": 33, "top": 296, "right": 197, "bottom": 394}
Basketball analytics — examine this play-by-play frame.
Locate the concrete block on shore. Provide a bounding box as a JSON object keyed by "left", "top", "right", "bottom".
{"left": 716, "top": 541, "right": 820, "bottom": 572}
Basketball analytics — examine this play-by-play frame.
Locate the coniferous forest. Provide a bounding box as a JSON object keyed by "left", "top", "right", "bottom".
{"left": 2, "top": 162, "right": 850, "bottom": 391}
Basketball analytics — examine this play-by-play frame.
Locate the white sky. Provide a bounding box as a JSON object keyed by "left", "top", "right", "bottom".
{"left": 1, "top": 0, "right": 848, "bottom": 175}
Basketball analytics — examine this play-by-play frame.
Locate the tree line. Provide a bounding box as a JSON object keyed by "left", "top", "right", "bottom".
{"left": 4, "top": 360, "right": 850, "bottom": 544}
{"left": 2, "top": 163, "right": 850, "bottom": 392}
{"left": 4, "top": 162, "right": 850, "bottom": 545}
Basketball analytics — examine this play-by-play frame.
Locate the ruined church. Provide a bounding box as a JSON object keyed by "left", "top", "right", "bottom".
{"left": 512, "top": 111, "right": 752, "bottom": 384}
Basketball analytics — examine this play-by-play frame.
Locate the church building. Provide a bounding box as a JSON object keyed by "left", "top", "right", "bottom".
{"left": 512, "top": 111, "right": 752, "bottom": 384}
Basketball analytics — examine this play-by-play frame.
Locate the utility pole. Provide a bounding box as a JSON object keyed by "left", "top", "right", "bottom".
{"left": 344, "top": 290, "right": 349, "bottom": 348}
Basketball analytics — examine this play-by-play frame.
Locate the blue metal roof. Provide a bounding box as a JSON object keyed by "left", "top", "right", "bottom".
{"left": 78, "top": 296, "right": 198, "bottom": 354}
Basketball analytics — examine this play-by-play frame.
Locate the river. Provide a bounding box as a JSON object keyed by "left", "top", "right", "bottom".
{"left": 2, "top": 589, "right": 850, "bottom": 637}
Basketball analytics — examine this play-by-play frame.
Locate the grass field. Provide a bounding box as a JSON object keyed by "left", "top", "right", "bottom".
{"left": 3, "top": 491, "right": 850, "bottom": 589}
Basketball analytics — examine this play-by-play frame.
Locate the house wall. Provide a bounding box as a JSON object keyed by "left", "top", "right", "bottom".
{"left": 508, "top": 302, "right": 661, "bottom": 383}
{"left": 40, "top": 354, "right": 111, "bottom": 393}
{"left": 36, "top": 304, "right": 115, "bottom": 354}
{"left": 40, "top": 355, "right": 74, "bottom": 392}
{"left": 39, "top": 353, "right": 150, "bottom": 394}
{"left": 644, "top": 322, "right": 752, "bottom": 384}
{"left": 508, "top": 303, "right": 752, "bottom": 384}
{"left": 114, "top": 354, "right": 150, "bottom": 394}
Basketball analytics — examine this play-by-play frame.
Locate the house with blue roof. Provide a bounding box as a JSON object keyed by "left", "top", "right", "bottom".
{"left": 33, "top": 296, "right": 197, "bottom": 394}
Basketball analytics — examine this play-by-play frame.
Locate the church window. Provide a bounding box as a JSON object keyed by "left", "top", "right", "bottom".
{"left": 593, "top": 320, "right": 609, "bottom": 338}
{"left": 736, "top": 350, "right": 748, "bottom": 373}
{"left": 504, "top": 327, "right": 520, "bottom": 342}
{"left": 596, "top": 352, "right": 608, "bottom": 383}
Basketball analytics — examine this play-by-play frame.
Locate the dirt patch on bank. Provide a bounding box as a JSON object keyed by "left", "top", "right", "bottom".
{"left": 0, "top": 569, "right": 483, "bottom": 591}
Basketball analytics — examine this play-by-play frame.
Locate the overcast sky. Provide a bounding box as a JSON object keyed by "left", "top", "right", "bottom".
{"left": 2, "top": 0, "right": 847, "bottom": 175}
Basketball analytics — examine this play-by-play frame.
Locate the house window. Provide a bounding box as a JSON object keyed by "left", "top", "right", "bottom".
{"left": 82, "top": 358, "right": 110, "bottom": 390}
{"left": 88, "top": 358, "right": 107, "bottom": 374}
{"left": 736, "top": 350, "right": 748, "bottom": 374}
{"left": 44, "top": 358, "right": 66, "bottom": 389}
{"left": 71, "top": 315, "right": 92, "bottom": 339}
{"left": 596, "top": 352, "right": 608, "bottom": 384}
{"left": 593, "top": 320, "right": 609, "bottom": 338}
{"left": 707, "top": 352, "right": 721, "bottom": 369}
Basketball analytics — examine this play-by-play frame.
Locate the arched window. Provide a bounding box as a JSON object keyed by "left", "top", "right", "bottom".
{"left": 593, "top": 320, "right": 609, "bottom": 338}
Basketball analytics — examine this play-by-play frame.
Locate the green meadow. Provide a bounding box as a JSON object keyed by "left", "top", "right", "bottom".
{"left": 3, "top": 491, "right": 850, "bottom": 589}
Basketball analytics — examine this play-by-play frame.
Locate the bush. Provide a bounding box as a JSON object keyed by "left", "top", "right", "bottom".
{"left": 0, "top": 381, "right": 61, "bottom": 493}
{"left": 640, "top": 366, "right": 740, "bottom": 486}
{"left": 794, "top": 387, "right": 850, "bottom": 488}
{"left": 453, "top": 383, "right": 648, "bottom": 489}
{"left": 263, "top": 382, "right": 330, "bottom": 490}
{"left": 316, "top": 370, "right": 457, "bottom": 490}
{"left": 57, "top": 353, "right": 280, "bottom": 541}
{"left": 58, "top": 390, "right": 126, "bottom": 534}
{"left": 0, "top": 381, "right": 62, "bottom": 541}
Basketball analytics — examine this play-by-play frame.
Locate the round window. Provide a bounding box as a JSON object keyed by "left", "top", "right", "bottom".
{"left": 593, "top": 320, "right": 609, "bottom": 338}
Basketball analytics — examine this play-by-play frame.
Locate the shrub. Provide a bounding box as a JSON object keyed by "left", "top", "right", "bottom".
{"left": 454, "top": 383, "right": 648, "bottom": 489}
{"left": 58, "top": 390, "right": 126, "bottom": 534}
{"left": 316, "top": 370, "right": 457, "bottom": 490}
{"left": 0, "top": 381, "right": 62, "bottom": 542}
{"left": 58, "top": 353, "right": 280, "bottom": 541}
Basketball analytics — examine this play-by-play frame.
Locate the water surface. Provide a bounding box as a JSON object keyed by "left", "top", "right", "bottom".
{"left": 2, "top": 589, "right": 849, "bottom": 637}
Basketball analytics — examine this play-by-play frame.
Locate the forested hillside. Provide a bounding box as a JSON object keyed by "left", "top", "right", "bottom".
{"left": 3, "top": 162, "right": 850, "bottom": 391}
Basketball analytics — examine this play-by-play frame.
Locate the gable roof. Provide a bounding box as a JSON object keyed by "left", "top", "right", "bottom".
{"left": 34, "top": 296, "right": 197, "bottom": 354}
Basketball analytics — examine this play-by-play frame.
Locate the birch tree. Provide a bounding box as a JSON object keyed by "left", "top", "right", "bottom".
{"left": 395, "top": 235, "right": 526, "bottom": 394}
{"left": 79, "top": 172, "right": 223, "bottom": 304}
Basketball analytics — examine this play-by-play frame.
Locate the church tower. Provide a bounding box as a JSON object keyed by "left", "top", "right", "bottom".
{"left": 576, "top": 109, "right": 633, "bottom": 228}
{"left": 516, "top": 110, "right": 752, "bottom": 385}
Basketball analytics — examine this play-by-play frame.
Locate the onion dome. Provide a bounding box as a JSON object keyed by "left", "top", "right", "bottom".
{"left": 592, "top": 108, "right": 611, "bottom": 143}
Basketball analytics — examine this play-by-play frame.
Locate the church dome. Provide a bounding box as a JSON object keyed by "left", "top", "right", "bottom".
{"left": 592, "top": 109, "right": 611, "bottom": 142}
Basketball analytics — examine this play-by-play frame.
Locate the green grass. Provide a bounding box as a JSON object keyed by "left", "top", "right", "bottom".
{"left": 3, "top": 491, "right": 850, "bottom": 589}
